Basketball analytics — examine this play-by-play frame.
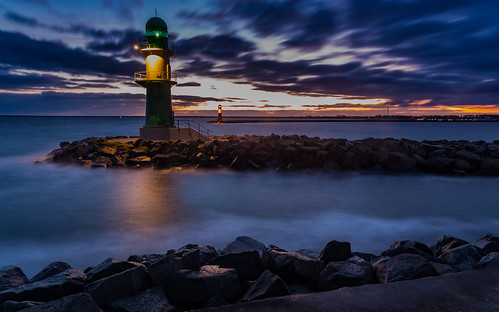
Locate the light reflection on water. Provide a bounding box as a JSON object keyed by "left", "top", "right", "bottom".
{"left": 1, "top": 161, "right": 498, "bottom": 277}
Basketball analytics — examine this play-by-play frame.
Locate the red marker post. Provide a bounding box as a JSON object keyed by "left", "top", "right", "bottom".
{"left": 217, "top": 105, "right": 223, "bottom": 123}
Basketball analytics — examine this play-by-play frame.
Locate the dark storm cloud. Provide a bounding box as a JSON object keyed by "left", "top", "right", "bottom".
{"left": 175, "top": 0, "right": 499, "bottom": 109}
{"left": 176, "top": 82, "right": 201, "bottom": 87}
{"left": 0, "top": 92, "right": 144, "bottom": 115}
{"left": 175, "top": 34, "right": 256, "bottom": 60}
{"left": 0, "top": 30, "right": 142, "bottom": 76}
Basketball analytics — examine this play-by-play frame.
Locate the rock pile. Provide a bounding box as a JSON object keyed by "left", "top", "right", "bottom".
{"left": 0, "top": 234, "right": 497, "bottom": 311}
{"left": 44, "top": 135, "right": 499, "bottom": 175}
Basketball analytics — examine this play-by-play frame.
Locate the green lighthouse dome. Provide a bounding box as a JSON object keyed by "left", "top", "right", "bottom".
{"left": 146, "top": 17, "right": 168, "bottom": 38}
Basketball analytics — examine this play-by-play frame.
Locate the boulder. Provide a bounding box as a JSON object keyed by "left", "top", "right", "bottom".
{"left": 84, "top": 264, "right": 151, "bottom": 306}
{"left": 433, "top": 235, "right": 468, "bottom": 257}
{"left": 318, "top": 240, "right": 352, "bottom": 264}
{"left": 0, "top": 269, "right": 86, "bottom": 303}
{"left": 374, "top": 254, "right": 438, "bottom": 283}
{"left": 127, "top": 254, "right": 166, "bottom": 268}
{"left": 97, "top": 146, "right": 116, "bottom": 157}
{"left": 0, "top": 300, "right": 41, "bottom": 312}
{"left": 319, "top": 256, "right": 376, "bottom": 291}
{"left": 167, "top": 265, "right": 241, "bottom": 310}
{"left": 107, "top": 286, "right": 175, "bottom": 312}
{"left": 207, "top": 251, "right": 264, "bottom": 284}
{"left": 473, "top": 233, "right": 499, "bottom": 255}
{"left": 127, "top": 156, "right": 152, "bottom": 166}
{"left": 429, "top": 262, "right": 458, "bottom": 275}
{"left": 18, "top": 293, "right": 102, "bottom": 312}
{"left": 455, "top": 150, "right": 481, "bottom": 162}
{"left": 85, "top": 258, "right": 139, "bottom": 283}
{"left": 384, "top": 152, "right": 416, "bottom": 171}
{"left": 425, "top": 157, "right": 454, "bottom": 173}
{"left": 438, "top": 244, "right": 482, "bottom": 271}
{"left": 478, "top": 252, "right": 499, "bottom": 269}
{"left": 230, "top": 155, "right": 249, "bottom": 170}
{"left": 0, "top": 266, "right": 28, "bottom": 292}
{"left": 149, "top": 244, "right": 218, "bottom": 286}
{"left": 91, "top": 156, "right": 112, "bottom": 168}
{"left": 381, "top": 240, "right": 434, "bottom": 260}
{"left": 241, "top": 270, "right": 290, "bottom": 302}
{"left": 29, "top": 262, "right": 72, "bottom": 283}
{"left": 295, "top": 248, "right": 322, "bottom": 259}
{"left": 221, "top": 236, "right": 266, "bottom": 255}
{"left": 351, "top": 252, "right": 377, "bottom": 263}
{"left": 262, "top": 245, "right": 325, "bottom": 288}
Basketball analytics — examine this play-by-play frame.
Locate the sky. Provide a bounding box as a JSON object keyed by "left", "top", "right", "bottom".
{"left": 1, "top": 0, "right": 499, "bottom": 116}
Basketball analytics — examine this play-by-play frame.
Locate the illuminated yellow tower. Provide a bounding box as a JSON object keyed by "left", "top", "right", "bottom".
{"left": 135, "top": 15, "right": 177, "bottom": 140}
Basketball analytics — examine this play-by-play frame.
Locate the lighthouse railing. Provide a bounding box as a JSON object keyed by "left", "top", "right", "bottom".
{"left": 176, "top": 119, "right": 211, "bottom": 139}
{"left": 134, "top": 71, "right": 177, "bottom": 82}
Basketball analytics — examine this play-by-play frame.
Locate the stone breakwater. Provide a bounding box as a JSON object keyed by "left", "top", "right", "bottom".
{"left": 45, "top": 135, "right": 499, "bottom": 175}
{"left": 0, "top": 234, "right": 497, "bottom": 311}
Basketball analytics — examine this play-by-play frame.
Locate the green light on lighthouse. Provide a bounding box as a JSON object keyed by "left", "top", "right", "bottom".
{"left": 135, "top": 15, "right": 176, "bottom": 133}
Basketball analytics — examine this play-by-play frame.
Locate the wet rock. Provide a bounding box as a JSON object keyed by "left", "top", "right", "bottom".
{"left": 129, "top": 146, "right": 149, "bottom": 158}
{"left": 455, "top": 150, "right": 481, "bottom": 163}
{"left": 19, "top": 293, "right": 102, "bottom": 312}
{"left": 97, "top": 146, "right": 116, "bottom": 157}
{"left": 0, "top": 266, "right": 28, "bottom": 292}
{"left": 127, "top": 254, "right": 166, "bottom": 268}
{"left": 425, "top": 157, "right": 454, "bottom": 173}
{"left": 85, "top": 258, "right": 139, "bottom": 283}
{"left": 351, "top": 252, "right": 377, "bottom": 263}
{"left": 374, "top": 254, "right": 438, "bottom": 283}
{"left": 295, "top": 248, "right": 322, "bottom": 259}
{"left": 0, "top": 269, "right": 86, "bottom": 302}
{"left": 433, "top": 235, "right": 468, "bottom": 257}
{"left": 222, "top": 236, "right": 266, "bottom": 255}
{"left": 319, "top": 256, "right": 376, "bottom": 291}
{"left": 381, "top": 240, "right": 434, "bottom": 259}
{"left": 167, "top": 265, "right": 241, "bottom": 310}
{"left": 107, "top": 286, "right": 175, "bottom": 312}
{"left": 262, "top": 245, "right": 325, "bottom": 288}
{"left": 438, "top": 244, "right": 482, "bottom": 271}
{"left": 149, "top": 244, "right": 218, "bottom": 286}
{"left": 207, "top": 251, "right": 263, "bottom": 284}
{"left": 127, "top": 156, "right": 152, "bottom": 166}
{"left": 318, "top": 240, "right": 352, "bottom": 264}
{"left": 384, "top": 152, "right": 416, "bottom": 171}
{"left": 29, "top": 262, "right": 72, "bottom": 283}
{"left": 241, "top": 270, "right": 290, "bottom": 302}
{"left": 473, "top": 233, "right": 499, "bottom": 255}
{"left": 84, "top": 264, "right": 151, "bottom": 306}
{"left": 478, "top": 252, "right": 499, "bottom": 269}
{"left": 230, "top": 154, "right": 249, "bottom": 170}
{"left": 91, "top": 156, "right": 112, "bottom": 168}
{"left": 0, "top": 300, "right": 41, "bottom": 312}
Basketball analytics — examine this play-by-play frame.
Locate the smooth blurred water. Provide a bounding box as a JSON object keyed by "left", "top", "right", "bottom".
{"left": 1, "top": 116, "right": 498, "bottom": 277}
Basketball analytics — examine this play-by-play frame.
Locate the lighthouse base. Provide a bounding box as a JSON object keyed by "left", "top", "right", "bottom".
{"left": 140, "top": 126, "right": 207, "bottom": 141}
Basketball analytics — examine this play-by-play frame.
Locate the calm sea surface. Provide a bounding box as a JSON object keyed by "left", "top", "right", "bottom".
{"left": 1, "top": 116, "right": 498, "bottom": 277}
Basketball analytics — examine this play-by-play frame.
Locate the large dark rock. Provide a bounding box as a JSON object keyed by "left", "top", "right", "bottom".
{"left": 381, "top": 240, "right": 434, "bottom": 259}
{"left": 319, "top": 256, "right": 376, "bottom": 291}
{"left": 85, "top": 258, "right": 139, "bottom": 283}
{"left": 262, "top": 245, "right": 325, "bottom": 288}
{"left": 19, "top": 293, "right": 102, "bottom": 312}
{"left": 318, "top": 240, "right": 352, "bottom": 264}
{"left": 127, "top": 254, "right": 166, "bottom": 268}
{"left": 473, "top": 233, "right": 499, "bottom": 255}
{"left": 0, "top": 300, "right": 41, "bottom": 312}
{"left": 241, "top": 270, "right": 290, "bottom": 302}
{"left": 107, "top": 286, "right": 175, "bottom": 312}
{"left": 433, "top": 235, "right": 468, "bottom": 257}
{"left": 207, "top": 251, "right": 264, "bottom": 284}
{"left": 429, "top": 262, "right": 458, "bottom": 275}
{"left": 384, "top": 152, "right": 416, "bottom": 171}
{"left": 439, "top": 244, "right": 482, "bottom": 271}
{"left": 221, "top": 236, "right": 266, "bottom": 255}
{"left": 167, "top": 265, "right": 241, "bottom": 310}
{"left": 149, "top": 244, "right": 218, "bottom": 286}
{"left": 295, "top": 248, "right": 322, "bottom": 259}
{"left": 84, "top": 264, "right": 151, "bottom": 306}
{"left": 29, "top": 262, "right": 72, "bottom": 283}
{"left": 0, "top": 269, "right": 86, "bottom": 303}
{"left": 0, "top": 266, "right": 28, "bottom": 291}
{"left": 374, "top": 254, "right": 438, "bottom": 283}
{"left": 478, "top": 252, "right": 499, "bottom": 269}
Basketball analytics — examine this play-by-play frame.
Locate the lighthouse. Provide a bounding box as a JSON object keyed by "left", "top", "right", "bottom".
{"left": 135, "top": 15, "right": 177, "bottom": 140}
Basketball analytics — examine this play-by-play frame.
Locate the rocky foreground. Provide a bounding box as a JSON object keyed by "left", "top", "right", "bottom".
{"left": 44, "top": 135, "right": 499, "bottom": 175}
{"left": 0, "top": 234, "right": 498, "bottom": 311}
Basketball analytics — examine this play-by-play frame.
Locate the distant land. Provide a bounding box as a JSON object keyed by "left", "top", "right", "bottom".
{"left": 2, "top": 115, "right": 499, "bottom": 122}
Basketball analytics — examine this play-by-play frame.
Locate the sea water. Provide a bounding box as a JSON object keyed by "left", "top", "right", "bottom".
{"left": 1, "top": 116, "right": 498, "bottom": 277}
